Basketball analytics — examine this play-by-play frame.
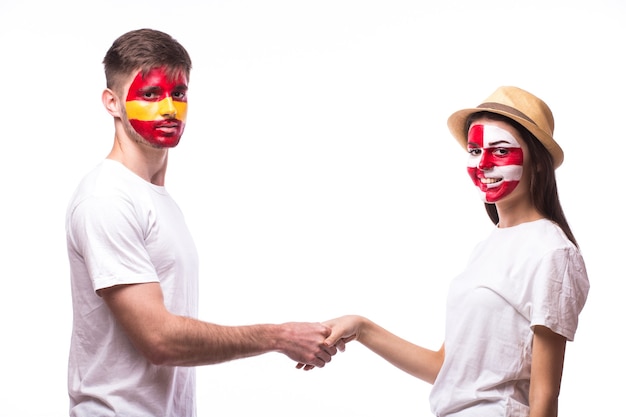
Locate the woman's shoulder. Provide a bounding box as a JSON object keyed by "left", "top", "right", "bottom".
{"left": 479, "top": 219, "right": 578, "bottom": 257}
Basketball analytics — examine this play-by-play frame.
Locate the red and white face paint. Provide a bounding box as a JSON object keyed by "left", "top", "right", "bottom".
{"left": 467, "top": 124, "right": 524, "bottom": 203}
{"left": 125, "top": 67, "right": 188, "bottom": 148}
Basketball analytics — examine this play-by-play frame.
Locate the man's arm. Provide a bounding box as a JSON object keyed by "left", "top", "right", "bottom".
{"left": 99, "top": 282, "right": 336, "bottom": 368}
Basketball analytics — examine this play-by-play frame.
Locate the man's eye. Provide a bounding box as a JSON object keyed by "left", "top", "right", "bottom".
{"left": 172, "top": 91, "right": 186, "bottom": 100}
{"left": 468, "top": 148, "right": 481, "bottom": 156}
{"left": 138, "top": 88, "right": 162, "bottom": 100}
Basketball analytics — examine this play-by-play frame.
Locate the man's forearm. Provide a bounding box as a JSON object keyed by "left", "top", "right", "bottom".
{"left": 141, "top": 316, "right": 281, "bottom": 366}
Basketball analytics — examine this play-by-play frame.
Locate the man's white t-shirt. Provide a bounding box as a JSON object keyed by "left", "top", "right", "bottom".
{"left": 429, "top": 219, "right": 589, "bottom": 417}
{"left": 66, "top": 159, "right": 199, "bottom": 417}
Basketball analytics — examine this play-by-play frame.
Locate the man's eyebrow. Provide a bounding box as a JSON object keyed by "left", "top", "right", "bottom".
{"left": 138, "top": 86, "right": 162, "bottom": 93}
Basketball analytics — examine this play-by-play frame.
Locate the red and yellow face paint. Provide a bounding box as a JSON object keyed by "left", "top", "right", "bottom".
{"left": 467, "top": 123, "right": 524, "bottom": 203}
{"left": 125, "top": 67, "right": 188, "bottom": 148}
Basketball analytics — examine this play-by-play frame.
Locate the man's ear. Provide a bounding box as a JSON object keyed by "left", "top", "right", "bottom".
{"left": 102, "top": 88, "right": 123, "bottom": 118}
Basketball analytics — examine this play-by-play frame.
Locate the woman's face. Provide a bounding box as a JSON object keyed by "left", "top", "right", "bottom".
{"left": 466, "top": 117, "right": 530, "bottom": 204}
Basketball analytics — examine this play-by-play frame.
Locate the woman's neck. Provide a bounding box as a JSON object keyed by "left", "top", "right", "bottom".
{"left": 495, "top": 199, "right": 544, "bottom": 228}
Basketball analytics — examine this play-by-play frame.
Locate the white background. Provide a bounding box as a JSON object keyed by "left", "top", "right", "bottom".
{"left": 1, "top": 0, "right": 623, "bottom": 415}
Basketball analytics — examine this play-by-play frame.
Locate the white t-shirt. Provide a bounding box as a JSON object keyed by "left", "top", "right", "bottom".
{"left": 429, "top": 219, "right": 589, "bottom": 417}
{"left": 66, "top": 159, "right": 199, "bottom": 417}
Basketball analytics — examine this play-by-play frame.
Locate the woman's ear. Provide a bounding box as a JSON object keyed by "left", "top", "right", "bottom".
{"left": 102, "top": 88, "right": 122, "bottom": 118}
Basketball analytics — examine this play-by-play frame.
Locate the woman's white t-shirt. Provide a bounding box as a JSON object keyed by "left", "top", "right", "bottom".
{"left": 429, "top": 219, "right": 589, "bottom": 417}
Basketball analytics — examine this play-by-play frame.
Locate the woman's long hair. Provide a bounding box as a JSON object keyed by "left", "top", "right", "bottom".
{"left": 466, "top": 112, "right": 578, "bottom": 247}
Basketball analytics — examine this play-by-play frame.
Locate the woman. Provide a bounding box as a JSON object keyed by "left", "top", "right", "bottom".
{"left": 317, "top": 86, "right": 590, "bottom": 416}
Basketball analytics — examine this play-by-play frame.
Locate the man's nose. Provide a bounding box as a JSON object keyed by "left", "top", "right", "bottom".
{"left": 158, "top": 97, "right": 177, "bottom": 118}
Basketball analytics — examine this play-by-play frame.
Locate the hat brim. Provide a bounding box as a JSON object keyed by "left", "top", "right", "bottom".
{"left": 447, "top": 107, "right": 564, "bottom": 168}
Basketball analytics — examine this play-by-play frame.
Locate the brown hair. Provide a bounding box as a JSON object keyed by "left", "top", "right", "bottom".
{"left": 103, "top": 28, "right": 192, "bottom": 94}
{"left": 466, "top": 112, "right": 578, "bottom": 247}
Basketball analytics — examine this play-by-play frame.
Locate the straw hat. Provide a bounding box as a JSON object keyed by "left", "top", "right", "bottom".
{"left": 447, "top": 86, "right": 564, "bottom": 168}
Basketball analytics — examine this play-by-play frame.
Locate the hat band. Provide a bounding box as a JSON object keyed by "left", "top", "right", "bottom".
{"left": 477, "top": 102, "right": 537, "bottom": 126}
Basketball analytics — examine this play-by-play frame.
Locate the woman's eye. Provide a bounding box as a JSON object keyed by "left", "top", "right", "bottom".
{"left": 173, "top": 91, "right": 186, "bottom": 100}
{"left": 468, "top": 148, "right": 481, "bottom": 156}
{"left": 494, "top": 148, "right": 510, "bottom": 156}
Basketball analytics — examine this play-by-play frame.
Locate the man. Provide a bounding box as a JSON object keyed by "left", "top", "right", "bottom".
{"left": 65, "top": 28, "right": 338, "bottom": 417}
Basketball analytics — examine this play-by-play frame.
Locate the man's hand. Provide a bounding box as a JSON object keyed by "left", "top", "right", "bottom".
{"left": 276, "top": 322, "right": 340, "bottom": 370}
{"left": 294, "top": 316, "right": 359, "bottom": 370}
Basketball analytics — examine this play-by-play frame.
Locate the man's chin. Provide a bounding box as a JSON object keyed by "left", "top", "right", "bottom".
{"left": 144, "top": 136, "right": 182, "bottom": 149}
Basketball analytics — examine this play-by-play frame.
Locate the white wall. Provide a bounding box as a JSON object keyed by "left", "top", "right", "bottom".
{"left": 0, "top": 0, "right": 622, "bottom": 415}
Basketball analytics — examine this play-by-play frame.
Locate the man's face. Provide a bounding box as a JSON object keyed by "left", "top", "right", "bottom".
{"left": 466, "top": 122, "right": 524, "bottom": 203}
{"left": 124, "top": 67, "right": 188, "bottom": 148}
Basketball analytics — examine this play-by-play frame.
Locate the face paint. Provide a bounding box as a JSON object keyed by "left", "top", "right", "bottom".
{"left": 467, "top": 124, "right": 524, "bottom": 203}
{"left": 125, "top": 67, "right": 188, "bottom": 148}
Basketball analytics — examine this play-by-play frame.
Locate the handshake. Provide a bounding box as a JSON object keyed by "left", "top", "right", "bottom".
{"left": 280, "top": 315, "right": 363, "bottom": 371}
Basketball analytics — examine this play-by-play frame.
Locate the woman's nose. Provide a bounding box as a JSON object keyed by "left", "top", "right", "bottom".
{"left": 478, "top": 153, "right": 492, "bottom": 170}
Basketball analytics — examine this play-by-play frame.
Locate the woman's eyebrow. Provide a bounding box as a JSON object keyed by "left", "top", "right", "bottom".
{"left": 486, "top": 139, "right": 516, "bottom": 147}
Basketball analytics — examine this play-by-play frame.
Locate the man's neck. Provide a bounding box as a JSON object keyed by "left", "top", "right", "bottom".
{"left": 107, "top": 132, "right": 169, "bottom": 186}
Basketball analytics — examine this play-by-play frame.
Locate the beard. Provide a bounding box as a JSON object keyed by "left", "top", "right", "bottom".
{"left": 119, "top": 105, "right": 170, "bottom": 150}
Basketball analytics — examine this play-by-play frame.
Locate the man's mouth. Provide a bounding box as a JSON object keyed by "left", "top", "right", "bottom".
{"left": 155, "top": 122, "right": 180, "bottom": 133}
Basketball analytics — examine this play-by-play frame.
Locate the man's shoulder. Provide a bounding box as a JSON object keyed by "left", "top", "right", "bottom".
{"left": 68, "top": 161, "right": 138, "bottom": 212}
{"left": 73, "top": 160, "right": 145, "bottom": 197}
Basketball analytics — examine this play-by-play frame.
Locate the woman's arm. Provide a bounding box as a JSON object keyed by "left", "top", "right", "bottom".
{"left": 322, "top": 315, "right": 445, "bottom": 384}
{"left": 529, "top": 325, "right": 567, "bottom": 417}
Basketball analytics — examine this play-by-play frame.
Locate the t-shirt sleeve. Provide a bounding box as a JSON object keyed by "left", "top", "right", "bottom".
{"left": 69, "top": 194, "right": 160, "bottom": 292}
{"left": 530, "top": 247, "right": 590, "bottom": 341}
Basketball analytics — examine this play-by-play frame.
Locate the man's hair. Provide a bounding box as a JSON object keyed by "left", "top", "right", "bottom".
{"left": 103, "top": 28, "right": 192, "bottom": 94}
